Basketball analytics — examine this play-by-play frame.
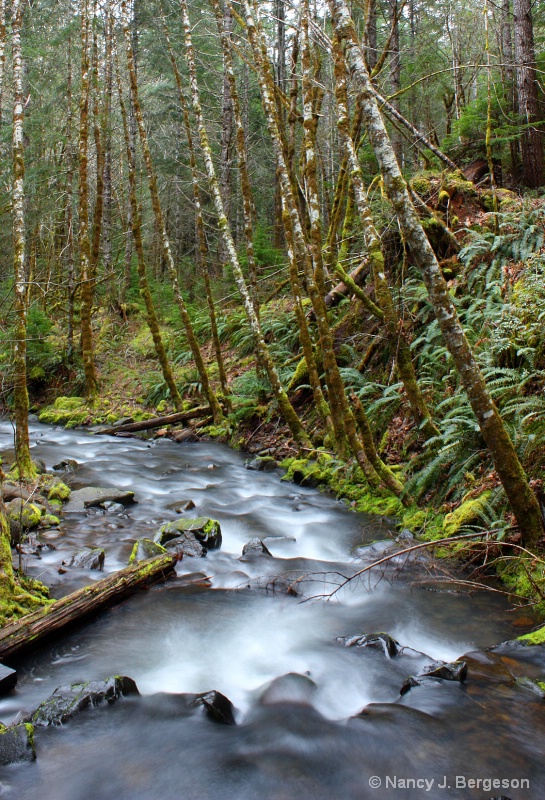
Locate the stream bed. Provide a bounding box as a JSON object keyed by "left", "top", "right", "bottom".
{"left": 0, "top": 419, "right": 544, "bottom": 799}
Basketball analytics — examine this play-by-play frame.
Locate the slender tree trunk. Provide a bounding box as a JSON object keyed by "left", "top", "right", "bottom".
{"left": 330, "top": 0, "right": 545, "bottom": 547}
{"left": 160, "top": 8, "right": 231, "bottom": 409}
{"left": 11, "top": 0, "right": 34, "bottom": 479}
{"left": 513, "top": 0, "right": 544, "bottom": 187}
{"left": 179, "top": 0, "right": 309, "bottom": 446}
{"left": 65, "top": 31, "right": 76, "bottom": 362}
{"left": 501, "top": 0, "right": 519, "bottom": 179}
{"left": 332, "top": 34, "right": 438, "bottom": 440}
{"left": 388, "top": 0, "right": 403, "bottom": 166}
{"left": 78, "top": 0, "right": 98, "bottom": 398}
{"left": 121, "top": 1, "right": 224, "bottom": 423}
{"left": 0, "top": 0, "right": 6, "bottom": 123}
{"left": 102, "top": 4, "right": 113, "bottom": 280}
{"left": 115, "top": 48, "right": 183, "bottom": 412}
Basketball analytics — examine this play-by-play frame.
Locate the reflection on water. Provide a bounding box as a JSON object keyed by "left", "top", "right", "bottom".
{"left": 0, "top": 420, "right": 543, "bottom": 799}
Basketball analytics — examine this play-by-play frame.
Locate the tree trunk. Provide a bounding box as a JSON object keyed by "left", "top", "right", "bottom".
{"left": 121, "top": 1, "right": 224, "bottom": 425}
{"left": 330, "top": 0, "right": 545, "bottom": 548}
{"left": 11, "top": 0, "right": 34, "bottom": 480}
{"left": 180, "top": 0, "right": 310, "bottom": 447}
{"left": 513, "top": 0, "right": 544, "bottom": 187}
{"left": 115, "top": 46, "right": 183, "bottom": 412}
{"left": 0, "top": 554, "right": 176, "bottom": 663}
{"left": 78, "top": 0, "right": 98, "bottom": 398}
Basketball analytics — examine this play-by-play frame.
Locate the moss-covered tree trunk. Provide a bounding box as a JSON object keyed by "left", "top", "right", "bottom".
{"left": 78, "top": 0, "right": 98, "bottom": 399}
{"left": 330, "top": 0, "right": 545, "bottom": 547}
{"left": 332, "top": 37, "right": 438, "bottom": 440}
{"left": 160, "top": 11, "right": 231, "bottom": 410}
{"left": 114, "top": 48, "right": 183, "bottom": 412}
{"left": 11, "top": 0, "right": 35, "bottom": 480}
{"left": 121, "top": 1, "right": 224, "bottom": 424}
{"left": 180, "top": 0, "right": 309, "bottom": 447}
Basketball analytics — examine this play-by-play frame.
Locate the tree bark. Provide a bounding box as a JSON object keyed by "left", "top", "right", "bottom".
{"left": 11, "top": 0, "right": 34, "bottom": 479}
{"left": 97, "top": 405, "right": 213, "bottom": 435}
{"left": 330, "top": 0, "right": 545, "bottom": 547}
{"left": 513, "top": 0, "right": 544, "bottom": 187}
{"left": 121, "top": 1, "right": 224, "bottom": 425}
{"left": 180, "top": 0, "right": 310, "bottom": 447}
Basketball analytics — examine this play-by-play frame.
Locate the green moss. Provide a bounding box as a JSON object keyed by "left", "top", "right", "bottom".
{"left": 40, "top": 514, "right": 60, "bottom": 528}
{"left": 443, "top": 492, "right": 491, "bottom": 536}
{"left": 48, "top": 480, "right": 71, "bottom": 502}
{"left": 53, "top": 396, "right": 86, "bottom": 411}
{"left": 516, "top": 625, "right": 545, "bottom": 646}
{"left": 411, "top": 175, "right": 432, "bottom": 195}
{"left": 8, "top": 501, "right": 42, "bottom": 530}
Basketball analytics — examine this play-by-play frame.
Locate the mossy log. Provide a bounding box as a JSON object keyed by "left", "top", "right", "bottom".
{"left": 97, "top": 406, "right": 212, "bottom": 435}
{"left": 0, "top": 553, "right": 176, "bottom": 663}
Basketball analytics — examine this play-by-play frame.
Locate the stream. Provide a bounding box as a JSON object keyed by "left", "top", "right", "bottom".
{"left": 0, "top": 419, "right": 544, "bottom": 799}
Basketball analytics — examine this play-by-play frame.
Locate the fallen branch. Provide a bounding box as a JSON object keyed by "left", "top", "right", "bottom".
{"left": 96, "top": 406, "right": 212, "bottom": 435}
{"left": 0, "top": 553, "right": 177, "bottom": 663}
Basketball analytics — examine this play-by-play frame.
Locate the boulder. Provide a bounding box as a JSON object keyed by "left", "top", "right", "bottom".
{"left": 242, "top": 538, "right": 272, "bottom": 557}
{"left": 259, "top": 673, "right": 317, "bottom": 706}
{"left": 166, "top": 498, "right": 196, "bottom": 512}
{"left": 128, "top": 538, "right": 167, "bottom": 565}
{"left": 65, "top": 547, "right": 105, "bottom": 571}
{"left": 245, "top": 456, "right": 278, "bottom": 472}
{"left": 0, "top": 723, "right": 35, "bottom": 766}
{"left": 400, "top": 660, "right": 468, "bottom": 695}
{"left": 164, "top": 533, "right": 205, "bottom": 559}
{"left": 29, "top": 676, "right": 139, "bottom": 727}
{"left": 192, "top": 691, "right": 236, "bottom": 725}
{"left": 154, "top": 517, "right": 221, "bottom": 550}
{"left": 0, "top": 664, "right": 17, "bottom": 696}
{"left": 63, "top": 487, "right": 136, "bottom": 513}
{"left": 1, "top": 483, "right": 32, "bottom": 502}
{"left": 7, "top": 498, "right": 42, "bottom": 531}
{"left": 337, "top": 632, "right": 400, "bottom": 658}
{"left": 52, "top": 458, "right": 79, "bottom": 472}
{"left": 47, "top": 479, "right": 71, "bottom": 502}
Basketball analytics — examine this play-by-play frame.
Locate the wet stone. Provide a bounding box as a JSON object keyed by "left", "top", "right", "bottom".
{"left": 0, "top": 723, "right": 35, "bottom": 766}
{"left": 400, "top": 660, "right": 468, "bottom": 695}
{"left": 193, "top": 691, "right": 236, "bottom": 725}
{"left": 164, "top": 533, "right": 205, "bottom": 559}
{"left": 245, "top": 456, "right": 278, "bottom": 472}
{"left": 0, "top": 664, "right": 17, "bottom": 696}
{"left": 63, "top": 487, "right": 136, "bottom": 513}
{"left": 166, "top": 498, "right": 196, "bottom": 512}
{"left": 65, "top": 547, "right": 105, "bottom": 571}
{"left": 242, "top": 538, "right": 272, "bottom": 557}
{"left": 128, "top": 538, "right": 167, "bottom": 565}
{"left": 154, "top": 517, "right": 221, "bottom": 550}
{"left": 52, "top": 458, "right": 79, "bottom": 472}
{"left": 29, "top": 676, "right": 140, "bottom": 727}
{"left": 337, "top": 632, "right": 400, "bottom": 658}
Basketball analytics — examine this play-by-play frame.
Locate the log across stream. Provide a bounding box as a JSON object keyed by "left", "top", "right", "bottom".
{"left": 0, "top": 420, "right": 544, "bottom": 799}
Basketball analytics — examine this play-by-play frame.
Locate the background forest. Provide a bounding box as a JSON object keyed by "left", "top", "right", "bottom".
{"left": 2, "top": 0, "right": 545, "bottom": 616}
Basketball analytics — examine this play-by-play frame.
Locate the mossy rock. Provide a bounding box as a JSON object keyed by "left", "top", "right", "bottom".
{"left": 48, "top": 480, "right": 71, "bottom": 502}
{"left": 411, "top": 175, "right": 432, "bottom": 196}
{"left": 443, "top": 491, "right": 491, "bottom": 536}
{"left": 516, "top": 625, "right": 545, "bottom": 646}
{"left": 52, "top": 396, "right": 86, "bottom": 411}
{"left": 128, "top": 538, "right": 167, "bottom": 565}
{"left": 154, "top": 517, "right": 222, "bottom": 550}
{"left": 7, "top": 499, "right": 42, "bottom": 530}
{"left": 39, "top": 514, "right": 61, "bottom": 528}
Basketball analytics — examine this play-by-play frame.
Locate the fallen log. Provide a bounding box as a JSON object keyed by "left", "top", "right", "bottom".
{"left": 96, "top": 405, "right": 212, "bottom": 435}
{"left": 0, "top": 553, "right": 176, "bottom": 664}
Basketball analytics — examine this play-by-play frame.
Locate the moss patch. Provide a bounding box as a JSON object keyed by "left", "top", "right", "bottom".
{"left": 516, "top": 625, "right": 545, "bottom": 646}
{"left": 443, "top": 492, "right": 491, "bottom": 536}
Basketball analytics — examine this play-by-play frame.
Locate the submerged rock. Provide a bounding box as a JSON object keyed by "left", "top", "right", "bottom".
{"left": 0, "top": 664, "right": 17, "bottom": 696}
{"left": 29, "top": 676, "right": 139, "bottom": 727}
{"left": 65, "top": 547, "right": 105, "bottom": 571}
{"left": 63, "top": 487, "right": 136, "bottom": 513}
{"left": 166, "top": 498, "right": 196, "bottom": 512}
{"left": 164, "top": 533, "right": 206, "bottom": 559}
{"left": 337, "top": 632, "right": 400, "bottom": 658}
{"left": 400, "top": 660, "right": 468, "bottom": 695}
{"left": 0, "top": 723, "right": 35, "bottom": 766}
{"left": 154, "top": 517, "right": 221, "bottom": 550}
{"left": 245, "top": 456, "right": 278, "bottom": 472}
{"left": 193, "top": 691, "right": 236, "bottom": 725}
{"left": 242, "top": 538, "right": 272, "bottom": 557}
{"left": 128, "top": 538, "right": 167, "bottom": 565}
{"left": 259, "top": 673, "right": 317, "bottom": 706}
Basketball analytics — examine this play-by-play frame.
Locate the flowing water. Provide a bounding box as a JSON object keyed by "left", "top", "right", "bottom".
{"left": 0, "top": 420, "right": 544, "bottom": 799}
